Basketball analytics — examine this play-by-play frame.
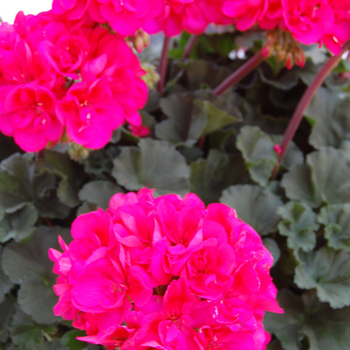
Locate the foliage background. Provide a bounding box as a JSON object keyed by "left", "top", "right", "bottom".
{"left": 1, "top": 30, "right": 350, "bottom": 350}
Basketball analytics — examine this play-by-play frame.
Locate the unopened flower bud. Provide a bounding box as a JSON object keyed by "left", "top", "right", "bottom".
{"left": 285, "top": 52, "right": 295, "bottom": 70}
{"left": 68, "top": 143, "right": 91, "bottom": 161}
{"left": 295, "top": 47, "right": 306, "bottom": 68}
{"left": 133, "top": 36, "right": 144, "bottom": 53}
{"left": 141, "top": 63, "right": 160, "bottom": 89}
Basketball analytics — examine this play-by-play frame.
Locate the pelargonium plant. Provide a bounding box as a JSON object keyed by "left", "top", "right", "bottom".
{"left": 49, "top": 189, "right": 283, "bottom": 350}
{"left": 2, "top": 0, "right": 350, "bottom": 350}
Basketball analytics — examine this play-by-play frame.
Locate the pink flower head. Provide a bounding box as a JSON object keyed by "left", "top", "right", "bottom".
{"left": 222, "top": 0, "right": 269, "bottom": 31}
{"left": 50, "top": 189, "right": 282, "bottom": 349}
{"left": 52, "top": 0, "right": 90, "bottom": 20}
{"left": 56, "top": 78, "right": 124, "bottom": 148}
{"left": 322, "top": 0, "right": 350, "bottom": 54}
{"left": 0, "top": 83, "right": 63, "bottom": 151}
{"left": 282, "top": 0, "right": 335, "bottom": 45}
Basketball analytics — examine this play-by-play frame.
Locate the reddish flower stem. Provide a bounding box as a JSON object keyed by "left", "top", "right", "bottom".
{"left": 270, "top": 41, "right": 350, "bottom": 181}
{"left": 183, "top": 35, "right": 198, "bottom": 60}
{"left": 213, "top": 50, "right": 265, "bottom": 96}
{"left": 157, "top": 36, "right": 171, "bottom": 94}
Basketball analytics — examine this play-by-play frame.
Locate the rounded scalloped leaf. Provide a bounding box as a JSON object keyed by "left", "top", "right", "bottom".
{"left": 0, "top": 203, "right": 38, "bottom": 243}
{"left": 236, "top": 126, "right": 278, "bottom": 187}
{"left": 282, "top": 148, "right": 350, "bottom": 207}
{"left": 277, "top": 201, "right": 318, "bottom": 252}
{"left": 78, "top": 181, "right": 122, "bottom": 213}
{"left": 156, "top": 92, "right": 207, "bottom": 147}
{"left": 0, "top": 153, "right": 70, "bottom": 219}
{"left": 190, "top": 149, "right": 245, "bottom": 205}
{"left": 318, "top": 204, "right": 350, "bottom": 251}
{"left": 220, "top": 185, "right": 283, "bottom": 235}
{"left": 112, "top": 139, "right": 190, "bottom": 197}
{"left": 305, "top": 87, "right": 350, "bottom": 150}
{"left": 265, "top": 289, "right": 350, "bottom": 350}
{"left": 2, "top": 227, "right": 71, "bottom": 324}
{"left": 295, "top": 247, "right": 350, "bottom": 309}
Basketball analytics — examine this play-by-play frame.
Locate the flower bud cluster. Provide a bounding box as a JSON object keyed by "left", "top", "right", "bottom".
{"left": 50, "top": 189, "right": 283, "bottom": 350}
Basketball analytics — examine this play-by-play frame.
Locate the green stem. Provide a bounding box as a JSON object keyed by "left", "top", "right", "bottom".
{"left": 157, "top": 36, "right": 171, "bottom": 94}
{"left": 270, "top": 41, "right": 350, "bottom": 181}
{"left": 183, "top": 35, "right": 197, "bottom": 60}
{"left": 213, "top": 50, "right": 264, "bottom": 96}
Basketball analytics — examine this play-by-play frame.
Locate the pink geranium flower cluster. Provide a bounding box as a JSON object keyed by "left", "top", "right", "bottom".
{"left": 50, "top": 0, "right": 350, "bottom": 54}
{"left": 0, "top": 11, "right": 147, "bottom": 152}
{"left": 222, "top": 0, "right": 350, "bottom": 55}
{"left": 49, "top": 189, "right": 283, "bottom": 350}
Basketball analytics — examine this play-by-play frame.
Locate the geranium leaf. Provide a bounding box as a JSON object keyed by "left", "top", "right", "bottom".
{"left": 263, "top": 238, "right": 281, "bottom": 266}
{"left": 156, "top": 92, "right": 207, "bottom": 147}
{"left": 305, "top": 88, "right": 350, "bottom": 150}
{"left": 77, "top": 181, "right": 123, "bottom": 214}
{"left": 112, "top": 139, "right": 190, "bottom": 196}
{"left": 277, "top": 202, "right": 318, "bottom": 252}
{"left": 61, "top": 330, "right": 86, "bottom": 350}
{"left": 236, "top": 126, "right": 278, "bottom": 187}
{"left": 259, "top": 68, "right": 300, "bottom": 91}
{"left": 282, "top": 148, "right": 350, "bottom": 207}
{"left": 0, "top": 154, "right": 70, "bottom": 219}
{"left": 0, "top": 248, "right": 14, "bottom": 304}
{"left": 220, "top": 185, "right": 283, "bottom": 235}
{"left": 37, "top": 151, "right": 84, "bottom": 208}
{"left": 0, "top": 203, "right": 37, "bottom": 243}
{"left": 9, "top": 307, "right": 57, "bottom": 350}
{"left": 190, "top": 149, "right": 245, "bottom": 205}
{"left": 0, "top": 297, "right": 15, "bottom": 343}
{"left": 295, "top": 247, "right": 350, "bottom": 308}
{"left": 2, "top": 227, "right": 71, "bottom": 323}
{"left": 265, "top": 289, "right": 350, "bottom": 350}
{"left": 318, "top": 204, "right": 350, "bottom": 251}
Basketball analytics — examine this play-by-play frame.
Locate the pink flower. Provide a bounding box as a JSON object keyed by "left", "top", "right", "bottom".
{"left": 0, "top": 83, "right": 63, "bottom": 151}
{"left": 282, "top": 0, "right": 335, "bottom": 45}
{"left": 56, "top": 78, "right": 124, "bottom": 148}
{"left": 52, "top": 0, "right": 90, "bottom": 20}
{"left": 222, "top": 0, "right": 268, "bottom": 31}
{"left": 129, "top": 124, "right": 150, "bottom": 137}
{"left": 322, "top": 0, "right": 350, "bottom": 54}
{"left": 37, "top": 32, "right": 90, "bottom": 80}
{"left": 258, "top": 0, "right": 286, "bottom": 30}
{"left": 50, "top": 189, "right": 282, "bottom": 349}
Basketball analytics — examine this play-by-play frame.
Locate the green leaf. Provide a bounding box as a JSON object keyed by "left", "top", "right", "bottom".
{"left": 277, "top": 202, "right": 319, "bottom": 252}
{"left": 9, "top": 307, "right": 57, "bottom": 350}
{"left": 77, "top": 181, "right": 123, "bottom": 215}
{"left": 190, "top": 149, "right": 245, "bottom": 205}
{"left": 318, "top": 204, "right": 350, "bottom": 251}
{"left": 0, "top": 298, "right": 15, "bottom": 343}
{"left": 195, "top": 99, "right": 241, "bottom": 136}
{"left": 0, "top": 248, "right": 14, "bottom": 304}
{"left": 305, "top": 88, "right": 350, "bottom": 150}
{"left": 37, "top": 150, "right": 84, "bottom": 208}
{"left": 259, "top": 68, "right": 300, "bottom": 91}
{"left": 265, "top": 289, "right": 350, "bottom": 350}
{"left": 295, "top": 247, "right": 350, "bottom": 309}
{"left": 184, "top": 59, "right": 232, "bottom": 91}
{"left": 156, "top": 92, "right": 207, "bottom": 147}
{"left": 61, "top": 330, "right": 86, "bottom": 350}
{"left": 0, "top": 203, "right": 37, "bottom": 243}
{"left": 282, "top": 148, "right": 350, "bottom": 207}
{"left": 236, "top": 126, "right": 278, "bottom": 187}
{"left": 263, "top": 238, "right": 281, "bottom": 266}
{"left": 0, "top": 153, "right": 70, "bottom": 219}
{"left": 112, "top": 139, "right": 190, "bottom": 197}
{"left": 220, "top": 185, "right": 283, "bottom": 235}
{"left": 2, "top": 227, "right": 71, "bottom": 324}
